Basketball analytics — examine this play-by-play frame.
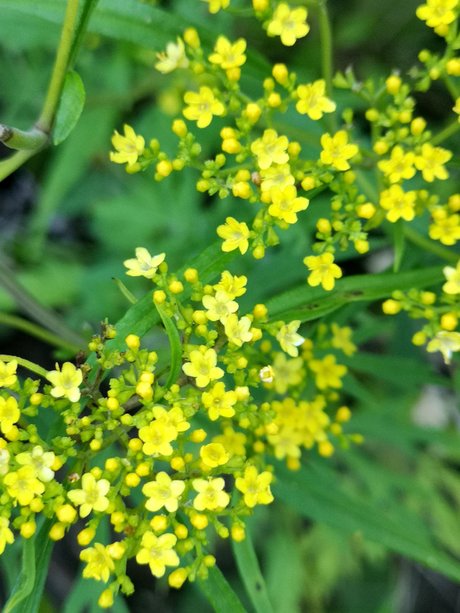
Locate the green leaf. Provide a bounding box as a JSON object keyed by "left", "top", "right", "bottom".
{"left": 274, "top": 460, "right": 460, "bottom": 583}
{"left": 265, "top": 266, "right": 443, "bottom": 323}
{"left": 52, "top": 70, "right": 86, "bottom": 145}
{"left": 197, "top": 565, "right": 247, "bottom": 613}
{"left": 155, "top": 304, "right": 182, "bottom": 388}
{"left": 4, "top": 520, "right": 54, "bottom": 613}
{"left": 232, "top": 529, "right": 274, "bottom": 613}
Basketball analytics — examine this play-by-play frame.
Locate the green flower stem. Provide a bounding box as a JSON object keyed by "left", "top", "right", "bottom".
{"left": 0, "top": 312, "right": 80, "bottom": 354}
{"left": 0, "top": 354, "right": 48, "bottom": 379}
{"left": 403, "top": 225, "right": 458, "bottom": 264}
{"left": 37, "top": 0, "right": 81, "bottom": 133}
{"left": 0, "top": 257, "right": 85, "bottom": 349}
{"left": 431, "top": 119, "right": 460, "bottom": 146}
{"left": 0, "top": 125, "right": 48, "bottom": 151}
{"left": 317, "top": 0, "right": 336, "bottom": 131}
{"left": 0, "top": 150, "right": 36, "bottom": 182}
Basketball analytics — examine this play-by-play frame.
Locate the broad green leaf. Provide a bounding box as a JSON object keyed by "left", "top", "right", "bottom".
{"left": 4, "top": 520, "right": 54, "bottom": 613}
{"left": 53, "top": 70, "right": 86, "bottom": 145}
{"left": 155, "top": 304, "right": 183, "bottom": 388}
{"left": 197, "top": 565, "right": 247, "bottom": 613}
{"left": 274, "top": 460, "right": 460, "bottom": 583}
{"left": 232, "top": 529, "right": 274, "bottom": 613}
{"left": 265, "top": 266, "right": 443, "bottom": 323}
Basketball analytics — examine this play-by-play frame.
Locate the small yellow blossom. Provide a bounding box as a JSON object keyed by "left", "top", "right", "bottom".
{"left": 236, "top": 466, "right": 274, "bottom": 508}
{"left": 427, "top": 331, "right": 460, "bottom": 364}
{"left": 251, "top": 129, "right": 289, "bottom": 170}
{"left": 192, "top": 477, "right": 230, "bottom": 510}
{"left": 379, "top": 185, "right": 417, "bottom": 223}
{"left": 213, "top": 427, "right": 246, "bottom": 457}
{"left": 0, "top": 360, "right": 17, "bottom": 388}
{"left": 200, "top": 443, "right": 230, "bottom": 468}
{"left": 205, "top": 0, "right": 230, "bottom": 13}
{"left": 68, "top": 473, "right": 110, "bottom": 517}
{"left": 414, "top": 143, "right": 452, "bottom": 182}
{"left": 0, "top": 395, "right": 20, "bottom": 435}
{"left": 309, "top": 355, "right": 347, "bottom": 389}
{"left": 4, "top": 465, "right": 45, "bottom": 506}
{"left": 183, "top": 347, "right": 224, "bottom": 388}
{"left": 142, "top": 472, "right": 185, "bottom": 513}
{"left": 124, "top": 247, "right": 165, "bottom": 279}
{"left": 202, "top": 382, "right": 237, "bottom": 421}
{"left": 47, "top": 362, "right": 83, "bottom": 403}
{"left": 429, "top": 210, "right": 460, "bottom": 245}
{"left": 16, "top": 446, "right": 55, "bottom": 482}
{"left": 0, "top": 448, "right": 10, "bottom": 475}
{"left": 136, "top": 532, "right": 179, "bottom": 577}
{"left": 320, "top": 131, "right": 359, "bottom": 171}
{"left": 304, "top": 252, "right": 342, "bottom": 291}
{"left": 214, "top": 271, "right": 247, "bottom": 298}
{"left": 271, "top": 353, "right": 304, "bottom": 394}
{"left": 80, "top": 544, "right": 115, "bottom": 583}
{"left": 224, "top": 314, "right": 253, "bottom": 346}
{"left": 138, "top": 416, "right": 178, "bottom": 457}
{"left": 0, "top": 517, "right": 14, "bottom": 554}
{"left": 209, "top": 36, "right": 246, "bottom": 79}
{"left": 109, "top": 124, "right": 145, "bottom": 166}
{"left": 155, "top": 38, "right": 189, "bottom": 73}
{"left": 443, "top": 261, "right": 460, "bottom": 294}
{"left": 416, "top": 0, "right": 458, "bottom": 29}
{"left": 183, "top": 87, "right": 225, "bottom": 128}
{"left": 268, "top": 186, "right": 309, "bottom": 224}
{"left": 260, "top": 164, "right": 295, "bottom": 193}
{"left": 331, "top": 323, "right": 357, "bottom": 356}
{"left": 277, "top": 321, "right": 305, "bottom": 357}
{"left": 202, "top": 290, "right": 238, "bottom": 322}
{"left": 295, "top": 80, "right": 336, "bottom": 120}
{"left": 378, "top": 146, "right": 416, "bottom": 183}
{"left": 267, "top": 3, "right": 310, "bottom": 46}
{"left": 217, "top": 217, "right": 250, "bottom": 254}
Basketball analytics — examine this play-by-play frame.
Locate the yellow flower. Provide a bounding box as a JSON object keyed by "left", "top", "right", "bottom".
{"left": 80, "top": 543, "right": 115, "bottom": 583}
{"left": 202, "top": 290, "right": 239, "bottom": 322}
{"left": 183, "top": 86, "right": 225, "bottom": 128}
{"left": 0, "top": 395, "right": 20, "bottom": 435}
{"left": 47, "top": 362, "right": 83, "bottom": 403}
{"left": 136, "top": 532, "right": 179, "bottom": 577}
{"left": 429, "top": 210, "right": 460, "bottom": 245}
{"left": 0, "top": 360, "right": 17, "bottom": 388}
{"left": 377, "top": 146, "right": 416, "bottom": 183}
{"left": 331, "top": 323, "right": 357, "bottom": 356}
{"left": 271, "top": 353, "right": 304, "bottom": 394}
{"left": 209, "top": 36, "right": 246, "bottom": 78}
{"left": 0, "top": 517, "right": 14, "bottom": 554}
{"left": 205, "top": 0, "right": 230, "bottom": 13}
{"left": 223, "top": 314, "right": 253, "bottom": 346}
{"left": 295, "top": 80, "right": 336, "bottom": 120}
{"left": 192, "top": 477, "right": 230, "bottom": 510}
{"left": 68, "top": 473, "right": 110, "bottom": 517}
{"left": 200, "top": 443, "right": 230, "bottom": 468}
{"left": 138, "top": 415, "right": 178, "bottom": 457}
{"left": 251, "top": 129, "right": 289, "bottom": 170}
{"left": 202, "top": 382, "right": 237, "bottom": 421}
{"left": 123, "top": 247, "right": 165, "bottom": 279}
{"left": 260, "top": 164, "right": 295, "bottom": 193}
{"left": 267, "top": 3, "right": 310, "bottom": 46}
{"left": 16, "top": 445, "right": 55, "bottom": 482}
{"left": 309, "top": 354, "right": 347, "bottom": 389}
{"left": 320, "top": 130, "right": 358, "bottom": 171}
{"left": 276, "top": 321, "right": 305, "bottom": 357}
{"left": 416, "top": 0, "right": 458, "bottom": 29}
{"left": 182, "top": 347, "right": 224, "bottom": 388}
{"left": 217, "top": 217, "right": 250, "bottom": 254}
{"left": 214, "top": 271, "right": 247, "bottom": 299}
{"left": 304, "top": 252, "right": 342, "bottom": 291}
{"left": 142, "top": 471, "right": 185, "bottom": 513}
{"left": 213, "top": 427, "right": 246, "bottom": 457}
{"left": 235, "top": 466, "right": 274, "bottom": 508}
{"left": 0, "top": 448, "right": 10, "bottom": 476}
{"left": 268, "top": 186, "right": 309, "bottom": 224}
{"left": 109, "top": 124, "right": 145, "bottom": 166}
{"left": 379, "top": 185, "right": 417, "bottom": 223}
{"left": 155, "top": 38, "right": 189, "bottom": 74}
{"left": 4, "top": 465, "right": 45, "bottom": 506}
{"left": 415, "top": 143, "right": 452, "bottom": 182}
{"left": 443, "top": 261, "right": 460, "bottom": 294}
{"left": 427, "top": 331, "right": 460, "bottom": 364}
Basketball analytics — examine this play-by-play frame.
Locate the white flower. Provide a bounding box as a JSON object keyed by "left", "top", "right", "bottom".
{"left": 155, "top": 38, "right": 189, "bottom": 74}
